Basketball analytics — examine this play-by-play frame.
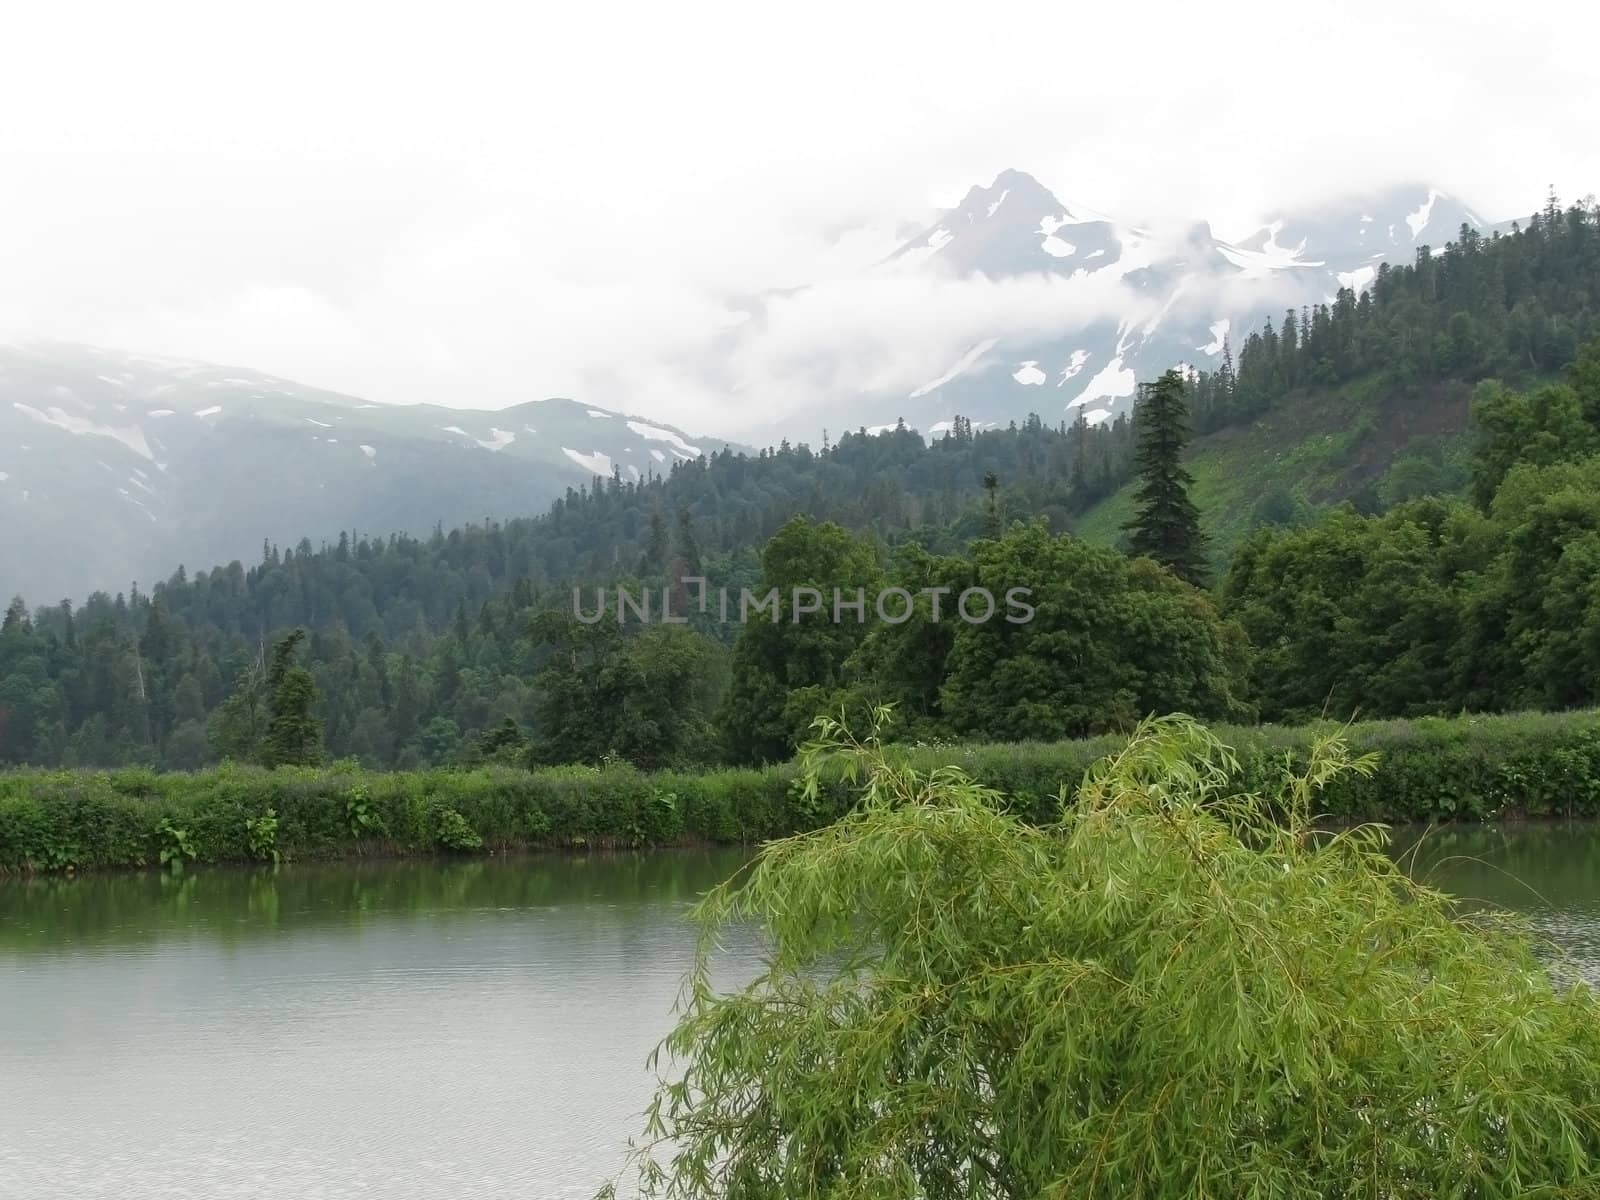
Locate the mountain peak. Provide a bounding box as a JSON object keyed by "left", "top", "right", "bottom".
{"left": 888, "top": 168, "right": 1120, "bottom": 277}
{"left": 847, "top": 171, "right": 1505, "bottom": 446}
{"left": 944, "top": 169, "right": 1065, "bottom": 229}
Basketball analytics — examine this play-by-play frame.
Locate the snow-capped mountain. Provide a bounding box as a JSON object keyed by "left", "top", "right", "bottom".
{"left": 1228, "top": 183, "right": 1486, "bottom": 295}
{"left": 773, "top": 169, "right": 1491, "bottom": 438}
{"left": 2, "top": 171, "right": 1504, "bottom": 604}
{"left": 0, "top": 343, "right": 741, "bottom": 604}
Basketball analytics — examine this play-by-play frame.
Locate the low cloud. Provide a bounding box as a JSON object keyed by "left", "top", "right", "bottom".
{"left": 0, "top": 0, "right": 1592, "bottom": 441}
{"left": 710, "top": 268, "right": 1157, "bottom": 431}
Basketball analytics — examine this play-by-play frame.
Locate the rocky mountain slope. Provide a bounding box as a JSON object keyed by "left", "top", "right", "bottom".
{"left": 767, "top": 169, "right": 1487, "bottom": 438}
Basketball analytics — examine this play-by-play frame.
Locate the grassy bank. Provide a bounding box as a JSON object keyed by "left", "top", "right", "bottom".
{"left": 2, "top": 709, "right": 1597, "bottom": 873}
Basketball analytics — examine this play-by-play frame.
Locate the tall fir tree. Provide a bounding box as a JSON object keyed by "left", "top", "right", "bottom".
{"left": 676, "top": 507, "right": 702, "bottom": 577}
{"left": 1124, "top": 369, "right": 1208, "bottom": 586}
{"left": 981, "top": 472, "right": 1002, "bottom": 538}
{"left": 640, "top": 509, "right": 669, "bottom": 575}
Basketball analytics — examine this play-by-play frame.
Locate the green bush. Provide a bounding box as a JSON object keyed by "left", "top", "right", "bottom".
{"left": 1, "top": 708, "right": 1597, "bottom": 873}
{"left": 433, "top": 808, "right": 483, "bottom": 852}
{"left": 600, "top": 715, "right": 1600, "bottom": 1199}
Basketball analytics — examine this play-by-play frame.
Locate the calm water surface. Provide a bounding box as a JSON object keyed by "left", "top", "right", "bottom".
{"left": 0, "top": 850, "right": 754, "bottom": 1199}
{"left": 1, "top": 828, "right": 1598, "bottom": 1199}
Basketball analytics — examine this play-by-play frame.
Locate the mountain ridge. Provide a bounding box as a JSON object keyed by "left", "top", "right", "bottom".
{"left": 0, "top": 341, "right": 744, "bottom": 603}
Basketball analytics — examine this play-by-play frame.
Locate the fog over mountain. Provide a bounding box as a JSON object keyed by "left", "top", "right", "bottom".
{"left": 2, "top": 0, "right": 1593, "bottom": 443}
{"left": 0, "top": 342, "right": 740, "bottom": 603}
{"left": 1, "top": 166, "right": 1512, "bottom": 603}
{"left": 721, "top": 170, "right": 1490, "bottom": 441}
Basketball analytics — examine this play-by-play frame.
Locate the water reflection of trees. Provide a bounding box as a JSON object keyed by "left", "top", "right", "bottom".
{"left": 1392, "top": 824, "right": 1600, "bottom": 911}
{"left": 0, "top": 849, "right": 751, "bottom": 953}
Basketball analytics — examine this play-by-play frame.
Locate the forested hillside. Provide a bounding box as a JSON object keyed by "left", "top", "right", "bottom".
{"left": 2, "top": 194, "right": 1598, "bottom": 770}
{"left": 1054, "top": 192, "right": 1600, "bottom": 558}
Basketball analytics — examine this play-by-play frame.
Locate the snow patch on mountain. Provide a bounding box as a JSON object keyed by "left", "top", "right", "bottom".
{"left": 1041, "top": 208, "right": 1097, "bottom": 232}
{"left": 1218, "top": 221, "right": 1326, "bottom": 277}
{"left": 1406, "top": 189, "right": 1442, "bottom": 238}
{"left": 562, "top": 447, "right": 612, "bottom": 475}
{"left": 1337, "top": 264, "right": 1377, "bottom": 293}
{"left": 305, "top": 417, "right": 332, "bottom": 429}
{"left": 910, "top": 338, "right": 998, "bottom": 399}
{"left": 475, "top": 428, "right": 516, "bottom": 452}
{"left": 194, "top": 405, "right": 223, "bottom": 418}
{"left": 147, "top": 409, "right": 175, "bottom": 418}
{"left": 626, "top": 420, "right": 701, "bottom": 458}
{"left": 1041, "top": 235, "right": 1075, "bottom": 258}
{"left": 1070, "top": 357, "right": 1137, "bottom": 409}
{"left": 13, "top": 402, "right": 155, "bottom": 461}
{"left": 1058, "top": 350, "right": 1091, "bottom": 385}
{"left": 986, "top": 189, "right": 1009, "bottom": 217}
{"left": 1012, "top": 361, "right": 1046, "bottom": 386}
{"left": 586, "top": 409, "right": 612, "bottom": 419}
{"left": 360, "top": 444, "right": 377, "bottom": 460}
{"left": 1199, "top": 319, "right": 1231, "bottom": 356}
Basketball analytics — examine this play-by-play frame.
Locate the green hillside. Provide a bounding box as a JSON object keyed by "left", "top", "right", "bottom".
{"left": 1072, "top": 376, "right": 1476, "bottom": 564}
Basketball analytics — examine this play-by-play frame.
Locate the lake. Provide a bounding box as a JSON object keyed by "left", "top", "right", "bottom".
{"left": 2, "top": 827, "right": 1597, "bottom": 1199}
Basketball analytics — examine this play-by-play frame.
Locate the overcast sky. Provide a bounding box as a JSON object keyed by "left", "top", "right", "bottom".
{"left": 2, "top": 0, "right": 1596, "bottom": 435}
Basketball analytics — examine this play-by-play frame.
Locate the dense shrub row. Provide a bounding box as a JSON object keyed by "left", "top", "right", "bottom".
{"left": 2, "top": 709, "right": 1597, "bottom": 873}
{"left": 915, "top": 709, "right": 1600, "bottom": 825}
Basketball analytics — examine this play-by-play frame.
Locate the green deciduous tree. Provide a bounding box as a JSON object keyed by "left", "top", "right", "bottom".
{"left": 718, "top": 517, "right": 882, "bottom": 763}
{"left": 939, "top": 523, "right": 1248, "bottom": 739}
{"left": 602, "top": 714, "right": 1600, "bottom": 1199}
{"left": 530, "top": 614, "right": 724, "bottom": 770}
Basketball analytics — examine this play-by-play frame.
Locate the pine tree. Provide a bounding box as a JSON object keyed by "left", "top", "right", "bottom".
{"left": 981, "top": 472, "right": 1002, "bottom": 538}
{"left": 1124, "top": 369, "right": 1208, "bottom": 586}
{"left": 641, "top": 509, "right": 669, "bottom": 575}
{"left": 676, "top": 508, "right": 702, "bottom": 577}
{"left": 1068, "top": 411, "right": 1091, "bottom": 504}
